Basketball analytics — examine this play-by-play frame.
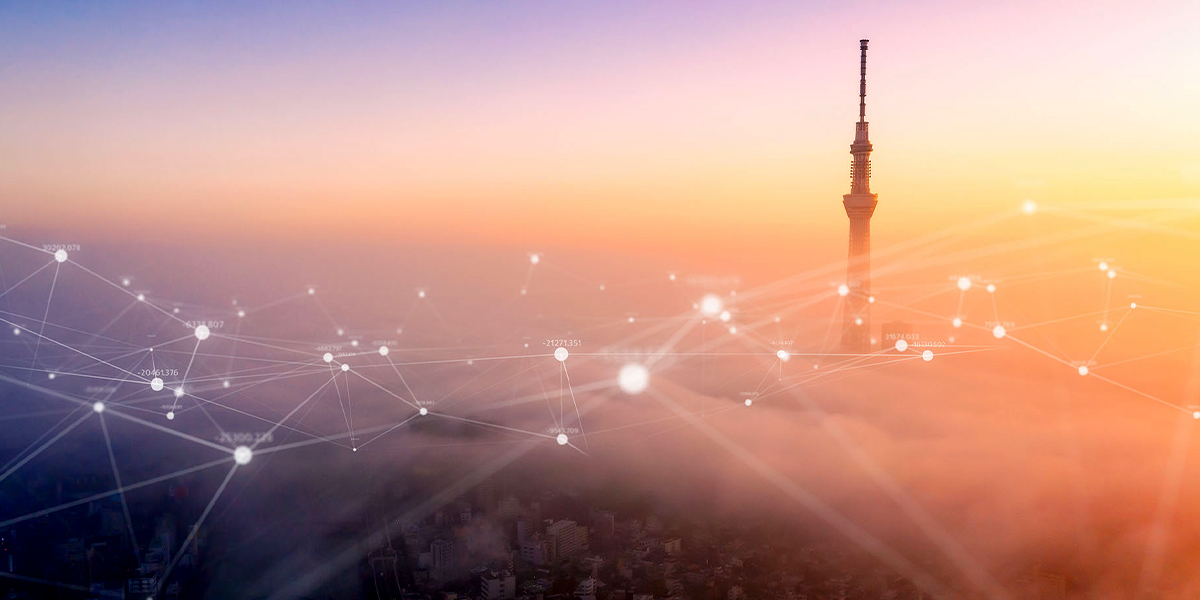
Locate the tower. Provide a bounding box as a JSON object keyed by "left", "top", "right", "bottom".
{"left": 841, "top": 39, "right": 878, "bottom": 353}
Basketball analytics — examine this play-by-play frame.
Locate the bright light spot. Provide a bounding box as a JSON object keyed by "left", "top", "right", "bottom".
{"left": 728, "top": 326, "right": 737, "bottom": 335}
{"left": 854, "top": 317, "right": 863, "bottom": 326}
{"left": 952, "top": 318, "right": 963, "bottom": 328}
{"left": 774, "top": 316, "right": 781, "bottom": 323}
{"left": 618, "top": 364, "right": 650, "bottom": 395}
{"left": 48, "top": 373, "right": 56, "bottom": 380}
{"left": 417, "top": 290, "right": 426, "bottom": 299}
{"left": 237, "top": 309, "right": 245, "bottom": 318}
{"left": 837, "top": 284, "right": 850, "bottom": 297}
{"left": 668, "top": 273, "right": 676, "bottom": 281}
{"left": 12, "top": 328, "right": 19, "bottom": 335}
{"left": 378, "top": 345, "right": 390, "bottom": 356}
{"left": 172, "top": 307, "right": 179, "bottom": 314}
{"left": 922, "top": 350, "right": 933, "bottom": 361}
{"left": 627, "top": 316, "right": 635, "bottom": 323}
{"left": 174, "top": 387, "right": 184, "bottom": 398}
{"left": 350, "top": 339, "right": 359, "bottom": 347}
{"left": 151, "top": 377, "right": 164, "bottom": 391}
{"left": 137, "top": 293, "right": 145, "bottom": 302}
{"left": 222, "top": 380, "right": 230, "bottom": 388}
{"left": 92, "top": 401, "right": 105, "bottom": 413}
{"left": 520, "top": 288, "right": 527, "bottom": 295}
{"left": 1100, "top": 323, "right": 1109, "bottom": 332}
{"left": 336, "top": 328, "right": 344, "bottom": 336}
{"left": 194, "top": 325, "right": 210, "bottom": 341}
{"left": 122, "top": 278, "right": 131, "bottom": 287}
{"left": 54, "top": 249, "right": 68, "bottom": 262}
{"left": 868, "top": 295, "right": 876, "bottom": 303}
{"left": 1022, "top": 199, "right": 1038, "bottom": 215}
{"left": 1107, "top": 269, "right": 1116, "bottom": 279}
{"left": 986, "top": 284, "right": 996, "bottom": 294}
{"left": 308, "top": 287, "right": 316, "bottom": 295}
{"left": 992, "top": 325, "right": 1007, "bottom": 339}
{"left": 340, "top": 363, "right": 350, "bottom": 372}
{"left": 556, "top": 433, "right": 569, "bottom": 446}
{"left": 894, "top": 339, "right": 908, "bottom": 352}
{"left": 530, "top": 254, "right": 540, "bottom": 265}
{"left": 599, "top": 284, "right": 606, "bottom": 291}
{"left": 744, "top": 399, "right": 753, "bottom": 407}
{"left": 957, "top": 277, "right": 972, "bottom": 291}
{"left": 718, "top": 310, "right": 731, "bottom": 322}
{"left": 419, "top": 407, "right": 428, "bottom": 416}
{"left": 1078, "top": 365, "right": 1089, "bottom": 376}
{"left": 776, "top": 350, "right": 790, "bottom": 362}
{"left": 166, "top": 411, "right": 175, "bottom": 420}
{"left": 322, "top": 352, "right": 333, "bottom": 363}
{"left": 1098, "top": 261, "right": 1108, "bottom": 271}
{"left": 1131, "top": 302, "right": 1138, "bottom": 309}
{"left": 700, "top": 294, "right": 723, "bottom": 317}
{"left": 233, "top": 446, "right": 252, "bottom": 465}
{"left": 1193, "top": 411, "right": 1200, "bottom": 420}
{"left": 554, "top": 347, "right": 569, "bottom": 362}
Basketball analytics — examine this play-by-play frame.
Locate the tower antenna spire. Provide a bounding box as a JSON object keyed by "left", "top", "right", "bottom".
{"left": 858, "top": 39, "right": 868, "bottom": 122}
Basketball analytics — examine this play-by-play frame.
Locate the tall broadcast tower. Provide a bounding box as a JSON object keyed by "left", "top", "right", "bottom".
{"left": 841, "top": 39, "right": 878, "bottom": 353}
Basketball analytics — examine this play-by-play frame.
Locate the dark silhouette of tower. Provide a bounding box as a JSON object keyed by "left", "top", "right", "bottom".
{"left": 841, "top": 39, "right": 878, "bottom": 353}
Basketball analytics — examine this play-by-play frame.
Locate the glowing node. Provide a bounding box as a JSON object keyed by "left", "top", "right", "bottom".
{"left": 922, "top": 350, "right": 933, "bottom": 361}
{"left": 520, "top": 288, "right": 527, "bottom": 295}
{"left": 233, "top": 446, "right": 252, "bottom": 465}
{"left": 668, "top": 273, "right": 676, "bottom": 281}
{"left": 350, "top": 339, "right": 359, "bottom": 347}
{"left": 222, "top": 380, "right": 230, "bottom": 388}
{"left": 837, "top": 284, "right": 850, "bottom": 297}
{"left": 868, "top": 295, "right": 876, "bottom": 303}
{"left": 948, "top": 336, "right": 956, "bottom": 343}
{"left": 530, "top": 254, "right": 540, "bottom": 265}
{"left": 174, "top": 387, "right": 184, "bottom": 398}
{"left": 627, "top": 316, "right": 635, "bottom": 323}
{"left": 418, "top": 290, "right": 426, "bottom": 299}
{"left": 1107, "top": 269, "right": 1116, "bottom": 279}
{"left": 308, "top": 287, "right": 316, "bottom": 295}
{"left": 1099, "top": 323, "right": 1109, "bottom": 332}
{"left": 854, "top": 317, "right": 863, "bottom": 326}
{"left": 121, "top": 278, "right": 131, "bottom": 287}
{"left": 700, "top": 294, "right": 724, "bottom": 317}
{"left": 776, "top": 350, "right": 790, "bottom": 362}
{"left": 137, "top": 293, "right": 145, "bottom": 302}
{"left": 744, "top": 399, "right": 753, "bottom": 407}
{"left": 992, "top": 325, "right": 1007, "bottom": 339}
{"left": 774, "top": 316, "right": 781, "bottom": 323}
{"left": 599, "top": 284, "right": 606, "bottom": 291}
{"left": 48, "top": 373, "right": 55, "bottom": 380}
{"left": 419, "top": 407, "right": 428, "bottom": 416}
{"left": 11, "top": 328, "right": 18, "bottom": 335}
{"left": 352, "top": 447, "right": 357, "bottom": 452}
{"left": 378, "top": 345, "right": 390, "bottom": 356}
{"left": 1078, "top": 365, "right": 1089, "bottom": 376}
{"left": 1098, "top": 261, "right": 1108, "bottom": 271}
{"left": 341, "top": 363, "right": 350, "bottom": 372}
{"left": 194, "top": 325, "right": 210, "bottom": 341}
{"left": 322, "top": 352, "right": 333, "bottom": 363}
{"left": 1130, "top": 302, "right": 1138, "bottom": 309}
{"left": 894, "top": 339, "right": 908, "bottom": 352}
{"left": 718, "top": 310, "right": 731, "bottom": 322}
{"left": 237, "top": 309, "right": 245, "bottom": 318}
{"left": 166, "top": 411, "right": 175, "bottom": 420}
{"left": 466, "top": 359, "right": 474, "bottom": 366}
{"left": 957, "top": 277, "right": 972, "bottom": 291}
{"left": 1021, "top": 199, "right": 1038, "bottom": 215}
{"left": 556, "top": 433, "right": 569, "bottom": 446}
{"left": 151, "top": 377, "right": 164, "bottom": 391}
{"left": 952, "top": 317, "right": 963, "bottom": 328}
{"left": 336, "top": 328, "right": 344, "bottom": 336}
{"left": 554, "top": 347, "right": 569, "bottom": 362}
{"left": 172, "top": 307, "right": 179, "bottom": 314}
{"left": 812, "top": 364, "right": 819, "bottom": 369}
{"left": 986, "top": 284, "right": 996, "bottom": 294}
{"left": 92, "top": 401, "right": 105, "bottom": 413}
{"left": 1193, "top": 411, "right": 1200, "bottom": 420}
{"left": 617, "top": 363, "right": 650, "bottom": 395}
{"left": 728, "top": 326, "right": 737, "bottom": 335}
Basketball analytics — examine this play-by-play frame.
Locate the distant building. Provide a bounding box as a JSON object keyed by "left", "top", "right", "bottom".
{"left": 481, "top": 569, "right": 516, "bottom": 600}
{"left": 546, "top": 520, "right": 588, "bottom": 558}
{"left": 520, "top": 537, "right": 552, "bottom": 566}
{"left": 430, "top": 539, "right": 454, "bottom": 573}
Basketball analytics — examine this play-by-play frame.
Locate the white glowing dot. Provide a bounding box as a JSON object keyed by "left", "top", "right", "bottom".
{"left": 53, "top": 249, "right": 68, "bottom": 262}
{"left": 233, "top": 446, "right": 252, "bottom": 465}
{"left": 719, "top": 310, "right": 732, "bottom": 323}
{"left": 1130, "top": 302, "right": 1137, "bottom": 309}
{"left": 992, "top": 325, "right": 1007, "bottom": 339}
{"left": 336, "top": 328, "right": 344, "bottom": 336}
{"left": 868, "top": 295, "right": 876, "bottom": 303}
{"left": 774, "top": 316, "right": 781, "bottom": 323}
{"left": 222, "top": 380, "right": 230, "bottom": 388}
{"left": 520, "top": 288, "right": 527, "bottom": 295}
{"left": 308, "top": 287, "right": 316, "bottom": 295}
{"left": 744, "top": 399, "right": 753, "bottom": 407}
{"left": 554, "top": 347, "right": 569, "bottom": 362}
{"left": 556, "top": 433, "right": 569, "bottom": 446}
{"left": 151, "top": 377, "right": 164, "bottom": 391}
{"left": 776, "top": 350, "right": 790, "bottom": 361}
{"left": 172, "top": 307, "right": 180, "bottom": 314}
{"left": 194, "top": 325, "right": 210, "bottom": 341}
{"left": 618, "top": 363, "right": 650, "bottom": 395}
{"left": 1022, "top": 199, "right": 1038, "bottom": 215}
{"left": 668, "top": 273, "right": 676, "bottom": 281}
{"left": 728, "top": 326, "right": 737, "bottom": 334}
{"left": 350, "top": 339, "right": 359, "bottom": 347}
{"left": 598, "top": 284, "right": 606, "bottom": 291}
{"left": 47, "top": 373, "right": 55, "bottom": 380}
{"left": 1098, "top": 261, "right": 1108, "bottom": 271}
{"left": 524, "top": 343, "right": 529, "bottom": 348}
{"left": 957, "top": 277, "right": 972, "bottom": 291}
{"left": 323, "top": 352, "right": 333, "bottom": 363}
{"left": 417, "top": 290, "right": 426, "bottom": 298}
{"left": 854, "top": 317, "right": 863, "bottom": 326}
{"left": 530, "top": 254, "right": 540, "bottom": 265}
{"left": 419, "top": 407, "right": 428, "bottom": 416}
{"left": 952, "top": 318, "right": 963, "bottom": 328}
{"left": 341, "top": 363, "right": 350, "bottom": 372}
{"left": 948, "top": 336, "right": 956, "bottom": 343}
{"left": 837, "top": 284, "right": 850, "bottom": 297}
{"left": 922, "top": 350, "right": 933, "bottom": 361}
{"left": 986, "top": 284, "right": 996, "bottom": 294}
{"left": 894, "top": 339, "right": 908, "bottom": 352}
{"left": 1193, "top": 411, "right": 1200, "bottom": 420}
{"left": 174, "top": 387, "right": 184, "bottom": 398}
{"left": 1078, "top": 365, "right": 1089, "bottom": 376}
{"left": 122, "top": 278, "right": 131, "bottom": 287}
{"left": 92, "top": 401, "right": 105, "bottom": 413}
{"left": 1107, "top": 269, "right": 1116, "bottom": 279}
{"left": 700, "top": 294, "right": 724, "bottom": 317}
{"left": 237, "top": 309, "right": 245, "bottom": 318}
{"left": 352, "top": 447, "right": 357, "bottom": 452}
{"left": 378, "top": 345, "right": 390, "bottom": 356}
{"left": 1099, "top": 323, "right": 1109, "bottom": 332}
{"left": 466, "top": 359, "right": 474, "bottom": 366}
{"left": 627, "top": 316, "right": 635, "bottom": 323}
{"left": 166, "top": 411, "right": 175, "bottom": 420}
{"left": 12, "top": 328, "right": 19, "bottom": 335}
{"left": 137, "top": 293, "right": 145, "bottom": 302}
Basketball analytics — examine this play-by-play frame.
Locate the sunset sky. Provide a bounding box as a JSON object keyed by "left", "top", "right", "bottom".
{"left": 2, "top": 0, "right": 1199, "bottom": 254}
